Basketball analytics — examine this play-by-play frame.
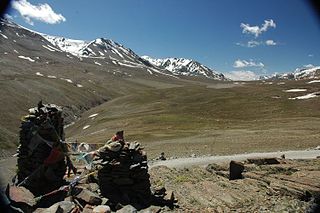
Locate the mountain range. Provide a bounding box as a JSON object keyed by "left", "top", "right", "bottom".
{"left": 261, "top": 66, "right": 320, "bottom": 80}
{"left": 0, "top": 17, "right": 319, "bottom": 151}
{"left": 0, "top": 18, "right": 227, "bottom": 80}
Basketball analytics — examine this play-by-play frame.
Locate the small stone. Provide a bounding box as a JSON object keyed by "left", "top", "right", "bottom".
{"left": 7, "top": 185, "right": 36, "bottom": 206}
{"left": 45, "top": 201, "right": 75, "bottom": 213}
{"left": 164, "top": 190, "right": 175, "bottom": 202}
{"left": 82, "top": 204, "right": 94, "bottom": 213}
{"left": 229, "top": 160, "right": 244, "bottom": 180}
{"left": 64, "top": 196, "right": 73, "bottom": 202}
{"left": 101, "top": 197, "right": 109, "bottom": 205}
{"left": 139, "top": 205, "right": 162, "bottom": 213}
{"left": 116, "top": 204, "right": 137, "bottom": 213}
{"left": 93, "top": 205, "right": 111, "bottom": 213}
{"left": 76, "top": 188, "right": 102, "bottom": 205}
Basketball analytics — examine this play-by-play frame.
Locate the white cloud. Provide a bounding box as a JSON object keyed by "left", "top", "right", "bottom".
{"left": 247, "top": 40, "right": 261, "bottom": 47}
{"left": 224, "top": 71, "right": 258, "bottom": 81}
{"left": 240, "top": 19, "right": 276, "bottom": 37}
{"left": 11, "top": 0, "right": 66, "bottom": 25}
{"left": 236, "top": 41, "right": 261, "bottom": 48}
{"left": 265, "top": 40, "right": 277, "bottom": 46}
{"left": 237, "top": 39, "right": 278, "bottom": 48}
{"left": 233, "top": 59, "right": 264, "bottom": 68}
{"left": 308, "top": 54, "right": 314, "bottom": 57}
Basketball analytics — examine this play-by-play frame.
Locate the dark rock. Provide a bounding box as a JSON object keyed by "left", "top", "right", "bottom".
{"left": 247, "top": 157, "right": 281, "bottom": 165}
{"left": 76, "top": 188, "right": 102, "bottom": 205}
{"left": 229, "top": 161, "right": 244, "bottom": 180}
{"left": 116, "top": 204, "right": 137, "bottom": 213}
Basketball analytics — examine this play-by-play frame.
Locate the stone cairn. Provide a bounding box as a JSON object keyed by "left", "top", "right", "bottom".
{"left": 15, "top": 102, "right": 68, "bottom": 198}
{"left": 94, "top": 131, "right": 152, "bottom": 209}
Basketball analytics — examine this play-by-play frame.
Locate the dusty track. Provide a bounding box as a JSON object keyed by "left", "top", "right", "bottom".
{"left": 150, "top": 149, "right": 320, "bottom": 168}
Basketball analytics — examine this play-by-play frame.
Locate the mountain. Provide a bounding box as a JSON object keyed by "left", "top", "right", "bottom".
{"left": 141, "top": 56, "right": 226, "bottom": 80}
{"left": 0, "top": 18, "right": 231, "bottom": 149}
{"left": 261, "top": 66, "right": 320, "bottom": 80}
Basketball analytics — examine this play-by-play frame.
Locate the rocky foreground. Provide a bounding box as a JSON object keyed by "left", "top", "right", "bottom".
{"left": 149, "top": 157, "right": 320, "bottom": 212}
{"left": 3, "top": 156, "right": 320, "bottom": 212}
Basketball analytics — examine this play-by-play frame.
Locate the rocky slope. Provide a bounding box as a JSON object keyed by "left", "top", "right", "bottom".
{"left": 4, "top": 156, "right": 320, "bottom": 212}
{"left": 150, "top": 157, "right": 320, "bottom": 212}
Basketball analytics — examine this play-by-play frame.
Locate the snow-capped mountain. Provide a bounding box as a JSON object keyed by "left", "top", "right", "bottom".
{"left": 262, "top": 66, "right": 320, "bottom": 80}
{"left": 42, "top": 35, "right": 144, "bottom": 63}
{"left": 0, "top": 17, "right": 227, "bottom": 80}
{"left": 141, "top": 56, "right": 226, "bottom": 80}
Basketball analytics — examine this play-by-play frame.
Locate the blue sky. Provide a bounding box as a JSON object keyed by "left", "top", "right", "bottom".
{"left": 6, "top": 0, "right": 320, "bottom": 79}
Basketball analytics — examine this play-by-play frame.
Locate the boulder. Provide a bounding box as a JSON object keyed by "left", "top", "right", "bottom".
{"left": 7, "top": 185, "right": 36, "bottom": 207}
{"left": 76, "top": 188, "right": 102, "bottom": 205}
{"left": 229, "top": 161, "right": 244, "bottom": 180}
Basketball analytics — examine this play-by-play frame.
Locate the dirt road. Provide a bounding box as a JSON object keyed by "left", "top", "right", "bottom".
{"left": 149, "top": 149, "right": 320, "bottom": 168}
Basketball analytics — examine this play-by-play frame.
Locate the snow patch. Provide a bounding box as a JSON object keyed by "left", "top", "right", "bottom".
{"left": 0, "top": 33, "right": 8, "bottom": 39}
{"left": 83, "top": 125, "right": 90, "bottom": 130}
{"left": 289, "top": 92, "right": 320, "bottom": 100}
{"left": 18, "top": 56, "right": 35, "bottom": 62}
{"left": 14, "top": 49, "right": 19, "bottom": 54}
{"left": 42, "top": 45, "right": 55, "bottom": 52}
{"left": 284, "top": 89, "right": 307, "bottom": 92}
{"left": 76, "top": 84, "right": 83, "bottom": 88}
{"left": 118, "top": 62, "right": 138, "bottom": 68}
{"left": 88, "top": 113, "right": 98, "bottom": 118}
{"left": 60, "top": 78, "right": 73, "bottom": 83}
{"left": 307, "top": 80, "right": 320, "bottom": 84}
{"left": 94, "top": 61, "right": 102, "bottom": 66}
{"left": 47, "top": 75, "right": 57, "bottom": 79}
{"left": 36, "top": 72, "right": 44, "bottom": 76}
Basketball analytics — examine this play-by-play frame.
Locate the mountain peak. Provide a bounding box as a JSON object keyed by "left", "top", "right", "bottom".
{"left": 141, "top": 56, "right": 226, "bottom": 80}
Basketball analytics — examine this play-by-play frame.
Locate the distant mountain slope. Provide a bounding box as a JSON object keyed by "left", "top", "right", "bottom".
{"left": 142, "top": 56, "right": 227, "bottom": 80}
{"left": 261, "top": 66, "right": 320, "bottom": 80}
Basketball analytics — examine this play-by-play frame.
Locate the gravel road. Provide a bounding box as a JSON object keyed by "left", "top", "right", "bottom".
{"left": 149, "top": 149, "right": 320, "bottom": 168}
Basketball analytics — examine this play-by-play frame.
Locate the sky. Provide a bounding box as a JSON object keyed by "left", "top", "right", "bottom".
{"left": 4, "top": 0, "right": 320, "bottom": 80}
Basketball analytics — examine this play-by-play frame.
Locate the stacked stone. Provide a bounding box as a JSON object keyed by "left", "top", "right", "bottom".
{"left": 96, "top": 141, "right": 152, "bottom": 209}
{"left": 16, "top": 103, "right": 67, "bottom": 197}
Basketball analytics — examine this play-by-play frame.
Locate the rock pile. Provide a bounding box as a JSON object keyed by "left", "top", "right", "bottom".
{"left": 95, "top": 140, "right": 152, "bottom": 209}
{"left": 16, "top": 102, "right": 67, "bottom": 199}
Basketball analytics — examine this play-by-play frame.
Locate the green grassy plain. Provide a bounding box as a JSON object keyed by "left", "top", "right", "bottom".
{"left": 66, "top": 79, "right": 320, "bottom": 159}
